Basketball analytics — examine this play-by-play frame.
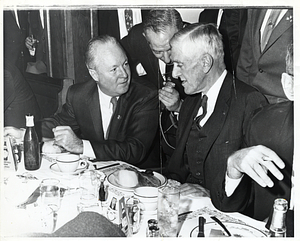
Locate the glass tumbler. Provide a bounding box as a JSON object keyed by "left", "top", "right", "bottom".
{"left": 157, "top": 186, "right": 180, "bottom": 237}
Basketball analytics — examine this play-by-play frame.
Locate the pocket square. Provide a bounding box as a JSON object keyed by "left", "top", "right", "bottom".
{"left": 136, "top": 63, "right": 147, "bottom": 76}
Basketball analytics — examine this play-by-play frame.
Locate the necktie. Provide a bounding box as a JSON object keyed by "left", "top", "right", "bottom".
{"left": 124, "top": 9, "right": 133, "bottom": 32}
{"left": 195, "top": 95, "right": 208, "bottom": 128}
{"left": 110, "top": 97, "right": 118, "bottom": 113}
{"left": 261, "top": 10, "right": 281, "bottom": 52}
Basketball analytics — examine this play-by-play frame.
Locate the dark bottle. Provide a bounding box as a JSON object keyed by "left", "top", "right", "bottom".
{"left": 24, "top": 114, "right": 41, "bottom": 170}
{"left": 269, "top": 198, "right": 288, "bottom": 237}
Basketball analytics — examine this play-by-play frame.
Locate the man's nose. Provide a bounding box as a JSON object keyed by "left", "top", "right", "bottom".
{"left": 172, "top": 64, "right": 180, "bottom": 79}
{"left": 162, "top": 51, "right": 171, "bottom": 64}
{"left": 119, "top": 66, "right": 128, "bottom": 78}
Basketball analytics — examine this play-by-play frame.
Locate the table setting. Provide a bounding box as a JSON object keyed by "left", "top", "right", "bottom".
{"left": 1, "top": 137, "right": 270, "bottom": 238}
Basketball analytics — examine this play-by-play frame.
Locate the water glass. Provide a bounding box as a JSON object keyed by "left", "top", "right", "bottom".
{"left": 40, "top": 178, "right": 61, "bottom": 212}
{"left": 77, "top": 170, "right": 99, "bottom": 212}
{"left": 157, "top": 186, "right": 180, "bottom": 237}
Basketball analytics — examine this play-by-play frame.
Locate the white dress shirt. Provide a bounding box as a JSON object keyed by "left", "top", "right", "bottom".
{"left": 117, "top": 8, "right": 142, "bottom": 39}
{"left": 195, "top": 70, "right": 227, "bottom": 127}
{"left": 82, "top": 86, "right": 118, "bottom": 158}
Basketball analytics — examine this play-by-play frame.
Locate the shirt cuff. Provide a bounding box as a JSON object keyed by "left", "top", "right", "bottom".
{"left": 225, "top": 172, "right": 244, "bottom": 197}
{"left": 82, "top": 140, "right": 96, "bottom": 159}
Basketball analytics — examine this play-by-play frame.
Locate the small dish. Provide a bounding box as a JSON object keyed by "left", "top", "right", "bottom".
{"left": 50, "top": 163, "right": 87, "bottom": 175}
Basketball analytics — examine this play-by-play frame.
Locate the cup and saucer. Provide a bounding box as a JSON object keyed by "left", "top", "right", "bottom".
{"left": 50, "top": 154, "right": 88, "bottom": 175}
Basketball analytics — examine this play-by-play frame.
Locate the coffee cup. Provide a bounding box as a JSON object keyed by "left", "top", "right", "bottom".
{"left": 56, "top": 154, "right": 87, "bottom": 173}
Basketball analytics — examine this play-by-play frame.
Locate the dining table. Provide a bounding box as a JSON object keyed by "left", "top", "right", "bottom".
{"left": 1, "top": 146, "right": 270, "bottom": 238}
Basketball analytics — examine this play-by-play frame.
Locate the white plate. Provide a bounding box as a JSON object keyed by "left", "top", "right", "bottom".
{"left": 50, "top": 163, "right": 87, "bottom": 175}
{"left": 107, "top": 170, "right": 167, "bottom": 192}
{"left": 190, "top": 222, "right": 267, "bottom": 237}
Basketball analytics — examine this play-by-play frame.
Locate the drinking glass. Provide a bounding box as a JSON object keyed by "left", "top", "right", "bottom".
{"left": 77, "top": 170, "right": 99, "bottom": 212}
{"left": 157, "top": 186, "right": 180, "bottom": 237}
{"left": 40, "top": 178, "right": 61, "bottom": 212}
{"left": 39, "top": 178, "right": 61, "bottom": 233}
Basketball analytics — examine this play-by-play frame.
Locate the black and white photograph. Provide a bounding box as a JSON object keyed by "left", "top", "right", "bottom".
{"left": 1, "top": 0, "right": 298, "bottom": 239}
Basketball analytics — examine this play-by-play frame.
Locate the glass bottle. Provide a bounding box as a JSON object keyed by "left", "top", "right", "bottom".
{"left": 24, "top": 114, "right": 41, "bottom": 170}
{"left": 269, "top": 198, "right": 288, "bottom": 237}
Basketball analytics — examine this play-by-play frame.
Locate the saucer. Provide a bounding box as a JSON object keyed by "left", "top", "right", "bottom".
{"left": 50, "top": 163, "right": 87, "bottom": 175}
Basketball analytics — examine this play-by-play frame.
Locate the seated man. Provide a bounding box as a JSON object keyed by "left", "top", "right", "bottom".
{"left": 211, "top": 43, "right": 294, "bottom": 223}
{"left": 159, "top": 23, "right": 267, "bottom": 197}
{"left": 4, "top": 35, "right": 159, "bottom": 169}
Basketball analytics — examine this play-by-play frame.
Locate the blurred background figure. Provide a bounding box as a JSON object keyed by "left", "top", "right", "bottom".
{"left": 4, "top": 59, "right": 42, "bottom": 128}
{"left": 4, "top": 9, "right": 30, "bottom": 74}
{"left": 236, "top": 8, "right": 293, "bottom": 104}
{"left": 199, "top": 8, "right": 247, "bottom": 74}
{"left": 25, "top": 9, "right": 48, "bottom": 75}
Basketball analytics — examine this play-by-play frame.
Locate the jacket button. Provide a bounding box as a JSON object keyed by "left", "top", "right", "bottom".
{"left": 259, "top": 68, "right": 263, "bottom": 73}
{"left": 196, "top": 172, "right": 201, "bottom": 176}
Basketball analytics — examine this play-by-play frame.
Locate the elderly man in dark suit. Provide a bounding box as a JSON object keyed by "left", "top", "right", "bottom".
{"left": 211, "top": 42, "right": 294, "bottom": 227}
{"left": 4, "top": 35, "right": 159, "bottom": 169}
{"left": 236, "top": 8, "right": 293, "bottom": 104}
{"left": 160, "top": 23, "right": 267, "bottom": 197}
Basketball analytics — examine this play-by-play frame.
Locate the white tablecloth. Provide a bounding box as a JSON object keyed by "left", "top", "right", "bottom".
{"left": 1, "top": 156, "right": 269, "bottom": 238}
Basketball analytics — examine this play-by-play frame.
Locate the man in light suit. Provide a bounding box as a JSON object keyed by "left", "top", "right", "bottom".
{"left": 236, "top": 8, "right": 293, "bottom": 104}
{"left": 4, "top": 35, "right": 159, "bottom": 169}
{"left": 160, "top": 23, "right": 267, "bottom": 196}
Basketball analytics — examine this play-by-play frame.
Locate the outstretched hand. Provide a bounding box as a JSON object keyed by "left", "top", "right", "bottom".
{"left": 227, "top": 145, "right": 285, "bottom": 188}
{"left": 52, "top": 126, "right": 83, "bottom": 154}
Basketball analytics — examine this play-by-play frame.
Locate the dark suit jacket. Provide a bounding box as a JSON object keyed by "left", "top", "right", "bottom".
{"left": 120, "top": 23, "right": 185, "bottom": 97}
{"left": 4, "top": 10, "right": 30, "bottom": 73}
{"left": 98, "top": 9, "right": 149, "bottom": 40}
{"left": 166, "top": 72, "right": 267, "bottom": 191}
{"left": 199, "top": 8, "right": 247, "bottom": 74}
{"left": 37, "top": 79, "right": 159, "bottom": 168}
{"left": 211, "top": 101, "right": 293, "bottom": 221}
{"left": 236, "top": 8, "right": 293, "bottom": 104}
{"left": 4, "top": 60, "right": 42, "bottom": 128}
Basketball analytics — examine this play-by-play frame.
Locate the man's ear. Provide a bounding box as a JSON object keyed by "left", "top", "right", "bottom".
{"left": 88, "top": 68, "right": 98, "bottom": 81}
{"left": 281, "top": 73, "right": 294, "bottom": 101}
{"left": 201, "top": 53, "right": 213, "bottom": 73}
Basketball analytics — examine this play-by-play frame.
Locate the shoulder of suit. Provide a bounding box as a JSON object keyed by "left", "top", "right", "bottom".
{"left": 128, "top": 81, "right": 157, "bottom": 99}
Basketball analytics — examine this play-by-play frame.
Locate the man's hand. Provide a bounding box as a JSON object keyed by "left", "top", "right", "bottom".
{"left": 52, "top": 126, "right": 83, "bottom": 154}
{"left": 227, "top": 145, "right": 285, "bottom": 188}
{"left": 4, "top": 126, "right": 26, "bottom": 143}
{"left": 158, "top": 82, "right": 181, "bottom": 112}
{"left": 180, "top": 183, "right": 210, "bottom": 198}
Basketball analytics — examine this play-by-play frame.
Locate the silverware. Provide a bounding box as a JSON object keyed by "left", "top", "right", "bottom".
{"left": 211, "top": 216, "right": 231, "bottom": 236}
{"left": 197, "top": 216, "right": 206, "bottom": 237}
{"left": 17, "top": 186, "right": 41, "bottom": 208}
{"left": 93, "top": 162, "right": 120, "bottom": 170}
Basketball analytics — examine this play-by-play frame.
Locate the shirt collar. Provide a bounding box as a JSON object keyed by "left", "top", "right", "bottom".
{"left": 205, "top": 69, "right": 227, "bottom": 100}
{"left": 97, "top": 86, "right": 119, "bottom": 109}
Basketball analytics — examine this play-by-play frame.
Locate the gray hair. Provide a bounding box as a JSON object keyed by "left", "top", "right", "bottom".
{"left": 171, "top": 23, "right": 225, "bottom": 67}
{"left": 143, "top": 9, "right": 183, "bottom": 34}
{"left": 85, "top": 35, "right": 121, "bottom": 69}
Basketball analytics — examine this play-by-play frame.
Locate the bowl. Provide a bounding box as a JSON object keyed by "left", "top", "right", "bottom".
{"left": 134, "top": 186, "right": 158, "bottom": 211}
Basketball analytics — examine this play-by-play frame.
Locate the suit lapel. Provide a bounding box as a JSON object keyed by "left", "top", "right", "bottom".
{"left": 253, "top": 9, "right": 267, "bottom": 56}
{"left": 199, "top": 74, "right": 232, "bottom": 159}
{"left": 87, "top": 84, "right": 104, "bottom": 139}
{"left": 264, "top": 9, "right": 293, "bottom": 51}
